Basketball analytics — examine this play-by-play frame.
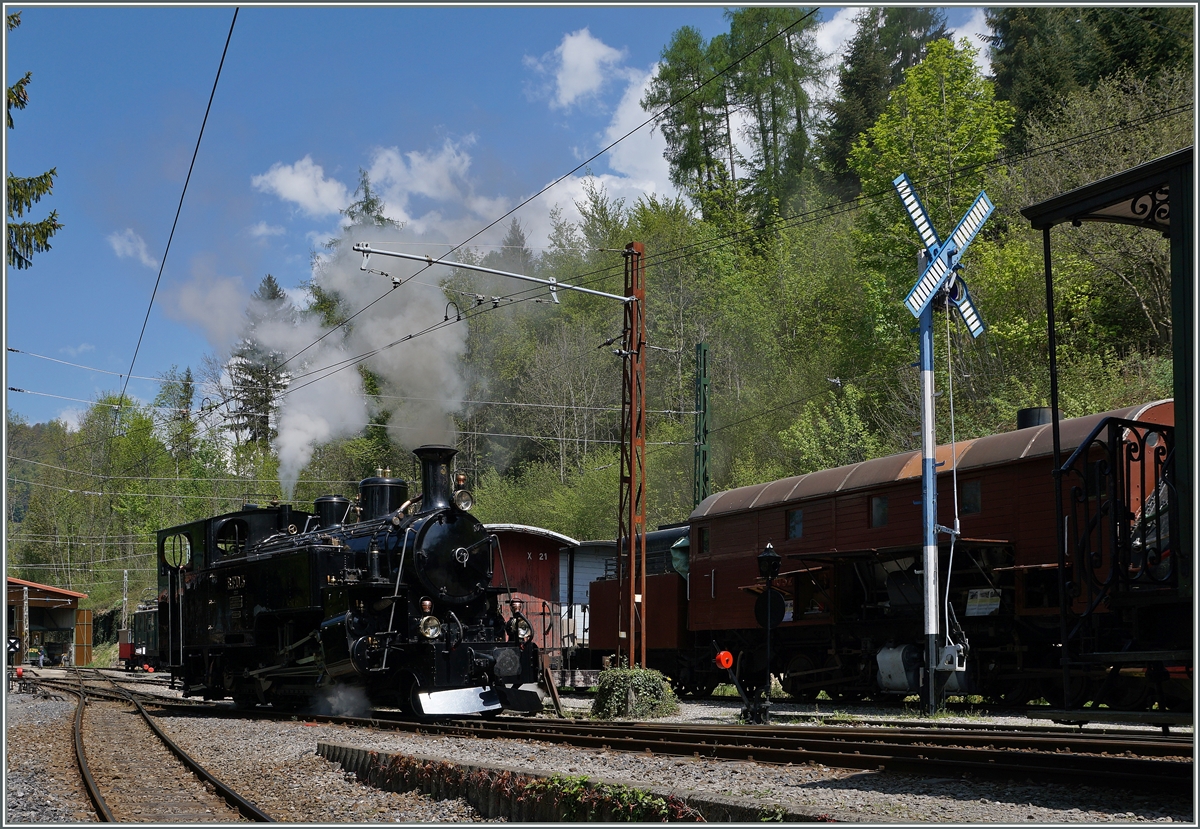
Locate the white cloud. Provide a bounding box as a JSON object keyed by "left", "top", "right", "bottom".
{"left": 362, "top": 138, "right": 517, "bottom": 240}
{"left": 252, "top": 155, "right": 349, "bottom": 218}
{"left": 59, "top": 343, "right": 95, "bottom": 357}
{"left": 949, "top": 8, "right": 992, "bottom": 77}
{"left": 600, "top": 67, "right": 672, "bottom": 190}
{"left": 56, "top": 407, "right": 85, "bottom": 432}
{"left": 248, "top": 221, "right": 285, "bottom": 238}
{"left": 527, "top": 28, "right": 631, "bottom": 110}
{"left": 107, "top": 228, "right": 158, "bottom": 269}
{"left": 816, "top": 7, "right": 861, "bottom": 70}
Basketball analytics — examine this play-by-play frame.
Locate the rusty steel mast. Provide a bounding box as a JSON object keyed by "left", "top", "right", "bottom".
{"left": 616, "top": 242, "right": 647, "bottom": 668}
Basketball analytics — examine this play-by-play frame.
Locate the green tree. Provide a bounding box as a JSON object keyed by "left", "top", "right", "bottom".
{"left": 325, "top": 167, "right": 402, "bottom": 250}
{"left": 725, "top": 7, "right": 825, "bottom": 217}
{"left": 984, "top": 7, "right": 1194, "bottom": 148}
{"left": 225, "top": 275, "right": 294, "bottom": 446}
{"left": 6, "top": 11, "right": 62, "bottom": 270}
{"left": 846, "top": 38, "right": 1013, "bottom": 447}
{"left": 819, "top": 8, "right": 949, "bottom": 197}
{"left": 154, "top": 366, "right": 197, "bottom": 463}
{"left": 641, "top": 26, "right": 738, "bottom": 200}
{"left": 484, "top": 218, "right": 536, "bottom": 276}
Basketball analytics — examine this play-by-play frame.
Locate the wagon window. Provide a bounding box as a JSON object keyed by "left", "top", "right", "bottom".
{"left": 698, "top": 527, "right": 710, "bottom": 556}
{"left": 786, "top": 509, "right": 803, "bottom": 539}
{"left": 962, "top": 480, "right": 982, "bottom": 515}
{"left": 870, "top": 496, "right": 888, "bottom": 528}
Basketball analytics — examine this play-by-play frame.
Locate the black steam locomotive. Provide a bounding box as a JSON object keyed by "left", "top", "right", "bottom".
{"left": 154, "top": 445, "right": 542, "bottom": 716}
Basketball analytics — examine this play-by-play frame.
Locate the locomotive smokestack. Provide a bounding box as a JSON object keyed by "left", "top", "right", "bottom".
{"left": 413, "top": 445, "right": 457, "bottom": 513}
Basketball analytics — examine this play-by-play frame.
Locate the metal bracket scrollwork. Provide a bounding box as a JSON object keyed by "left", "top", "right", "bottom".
{"left": 1129, "top": 186, "right": 1170, "bottom": 228}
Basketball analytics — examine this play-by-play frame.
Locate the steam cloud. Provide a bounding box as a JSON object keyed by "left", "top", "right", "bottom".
{"left": 315, "top": 683, "right": 372, "bottom": 717}
{"left": 254, "top": 225, "right": 470, "bottom": 498}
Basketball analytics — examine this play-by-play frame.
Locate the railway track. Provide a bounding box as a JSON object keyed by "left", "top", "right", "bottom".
{"left": 87, "top": 696, "right": 1188, "bottom": 795}
{"left": 60, "top": 670, "right": 274, "bottom": 823}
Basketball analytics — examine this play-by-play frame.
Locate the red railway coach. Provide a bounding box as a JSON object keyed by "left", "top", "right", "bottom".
{"left": 590, "top": 400, "right": 1190, "bottom": 710}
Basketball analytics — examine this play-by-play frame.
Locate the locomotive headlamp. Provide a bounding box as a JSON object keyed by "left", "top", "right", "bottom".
{"left": 453, "top": 489, "right": 474, "bottom": 511}
{"left": 419, "top": 615, "right": 443, "bottom": 638}
{"left": 420, "top": 598, "right": 434, "bottom": 613}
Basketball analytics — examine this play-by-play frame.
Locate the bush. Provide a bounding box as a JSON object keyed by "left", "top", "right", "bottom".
{"left": 590, "top": 667, "right": 680, "bottom": 720}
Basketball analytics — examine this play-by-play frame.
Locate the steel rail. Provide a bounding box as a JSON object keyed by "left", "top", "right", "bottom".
{"left": 54, "top": 669, "right": 275, "bottom": 822}
{"left": 69, "top": 671, "right": 116, "bottom": 822}
{"left": 95, "top": 689, "right": 1194, "bottom": 755}
{"left": 119, "top": 689, "right": 275, "bottom": 822}
{"left": 483, "top": 717, "right": 1193, "bottom": 757}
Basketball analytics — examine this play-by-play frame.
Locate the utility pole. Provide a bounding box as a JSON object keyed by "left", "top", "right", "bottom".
{"left": 693, "top": 343, "right": 710, "bottom": 508}
{"left": 618, "top": 242, "right": 647, "bottom": 668}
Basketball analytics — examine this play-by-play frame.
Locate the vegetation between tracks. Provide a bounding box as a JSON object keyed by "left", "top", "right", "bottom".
{"left": 590, "top": 667, "right": 680, "bottom": 720}
{"left": 365, "top": 752, "right": 705, "bottom": 822}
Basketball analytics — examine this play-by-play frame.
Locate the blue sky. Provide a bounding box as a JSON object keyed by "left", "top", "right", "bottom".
{"left": 4, "top": 5, "right": 989, "bottom": 429}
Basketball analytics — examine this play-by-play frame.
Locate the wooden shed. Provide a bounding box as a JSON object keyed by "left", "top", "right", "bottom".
{"left": 6, "top": 576, "right": 92, "bottom": 667}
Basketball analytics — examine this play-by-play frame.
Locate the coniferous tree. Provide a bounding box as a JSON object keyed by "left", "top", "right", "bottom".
{"left": 984, "top": 7, "right": 1193, "bottom": 149}
{"left": 819, "top": 8, "right": 948, "bottom": 198}
{"left": 641, "top": 26, "right": 737, "bottom": 199}
{"left": 725, "top": 6, "right": 825, "bottom": 217}
{"left": 226, "top": 275, "right": 293, "bottom": 447}
{"left": 6, "top": 11, "right": 62, "bottom": 270}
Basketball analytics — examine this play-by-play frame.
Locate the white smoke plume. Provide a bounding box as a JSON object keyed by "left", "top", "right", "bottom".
{"left": 259, "top": 224, "right": 470, "bottom": 498}
{"left": 315, "top": 683, "right": 372, "bottom": 717}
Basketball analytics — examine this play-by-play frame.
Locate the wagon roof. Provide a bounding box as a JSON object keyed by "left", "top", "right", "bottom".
{"left": 485, "top": 523, "right": 580, "bottom": 548}
{"left": 690, "top": 400, "right": 1172, "bottom": 521}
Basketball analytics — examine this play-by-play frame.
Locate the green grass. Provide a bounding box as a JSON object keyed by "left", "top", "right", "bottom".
{"left": 87, "top": 642, "right": 118, "bottom": 669}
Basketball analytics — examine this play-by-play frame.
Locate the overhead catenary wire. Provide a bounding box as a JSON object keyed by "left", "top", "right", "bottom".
{"left": 7, "top": 350, "right": 695, "bottom": 415}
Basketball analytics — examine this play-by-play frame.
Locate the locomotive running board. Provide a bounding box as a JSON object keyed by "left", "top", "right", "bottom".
{"left": 416, "top": 685, "right": 502, "bottom": 716}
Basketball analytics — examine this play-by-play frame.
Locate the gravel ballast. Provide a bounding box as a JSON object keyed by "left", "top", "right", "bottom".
{"left": 5, "top": 671, "right": 1194, "bottom": 823}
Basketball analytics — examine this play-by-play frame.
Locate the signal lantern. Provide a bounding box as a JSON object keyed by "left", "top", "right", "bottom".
{"left": 715, "top": 651, "right": 733, "bottom": 670}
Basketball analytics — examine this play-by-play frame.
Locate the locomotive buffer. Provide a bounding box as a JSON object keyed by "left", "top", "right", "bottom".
{"left": 892, "top": 173, "right": 993, "bottom": 714}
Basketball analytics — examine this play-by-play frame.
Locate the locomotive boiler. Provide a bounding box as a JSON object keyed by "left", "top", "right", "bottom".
{"left": 155, "top": 445, "right": 542, "bottom": 716}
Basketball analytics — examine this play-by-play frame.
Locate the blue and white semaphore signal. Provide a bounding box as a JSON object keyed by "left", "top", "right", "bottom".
{"left": 892, "top": 173, "right": 994, "bottom": 715}
{"left": 894, "top": 173, "right": 993, "bottom": 337}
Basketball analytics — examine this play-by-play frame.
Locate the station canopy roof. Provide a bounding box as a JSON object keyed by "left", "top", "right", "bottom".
{"left": 1019, "top": 146, "right": 1190, "bottom": 234}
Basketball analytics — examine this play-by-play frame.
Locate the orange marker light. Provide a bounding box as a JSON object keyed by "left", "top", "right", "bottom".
{"left": 146, "top": 666, "right": 154, "bottom": 673}
{"left": 715, "top": 651, "right": 733, "bottom": 670}
{"left": 15, "top": 667, "right": 23, "bottom": 679}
